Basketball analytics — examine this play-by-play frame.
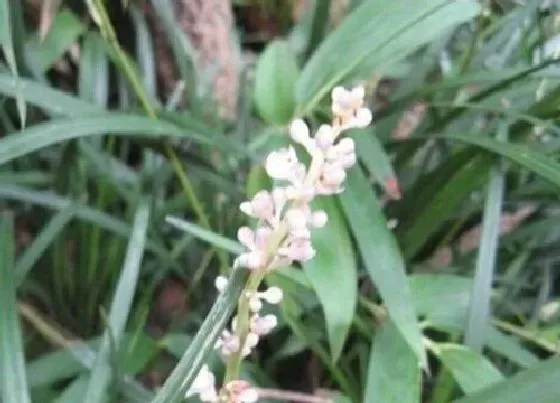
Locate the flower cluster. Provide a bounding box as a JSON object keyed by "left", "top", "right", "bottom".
{"left": 186, "top": 365, "right": 258, "bottom": 403}
{"left": 186, "top": 86, "right": 371, "bottom": 403}
{"left": 214, "top": 277, "right": 283, "bottom": 358}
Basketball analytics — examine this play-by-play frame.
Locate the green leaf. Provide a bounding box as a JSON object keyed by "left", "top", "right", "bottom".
{"left": 55, "top": 375, "right": 90, "bottom": 403}
{"left": 130, "top": 5, "right": 157, "bottom": 99}
{"left": 165, "top": 215, "right": 242, "bottom": 254}
{"left": 454, "top": 356, "right": 560, "bottom": 403}
{"left": 409, "top": 274, "right": 472, "bottom": 329}
{"left": 254, "top": 40, "right": 299, "bottom": 125}
{"left": 0, "top": 0, "right": 25, "bottom": 125}
{"left": 27, "top": 9, "right": 86, "bottom": 74}
{"left": 0, "top": 72, "right": 102, "bottom": 117}
{"left": 439, "top": 134, "right": 560, "bottom": 191}
{"left": 0, "top": 115, "right": 227, "bottom": 166}
{"left": 464, "top": 129, "right": 506, "bottom": 352}
{"left": 296, "top": 0, "right": 480, "bottom": 114}
{"left": 78, "top": 32, "right": 109, "bottom": 106}
{"left": 352, "top": 128, "right": 400, "bottom": 199}
{"left": 84, "top": 201, "right": 150, "bottom": 403}
{"left": 303, "top": 197, "right": 357, "bottom": 362}
{"left": 0, "top": 184, "right": 170, "bottom": 262}
{"left": 150, "top": 267, "right": 248, "bottom": 403}
{"left": 364, "top": 320, "right": 421, "bottom": 403}
{"left": 400, "top": 153, "right": 490, "bottom": 259}
{"left": 340, "top": 167, "right": 426, "bottom": 367}
{"left": 15, "top": 204, "right": 77, "bottom": 286}
{"left": 0, "top": 213, "right": 31, "bottom": 403}
{"left": 409, "top": 274, "right": 540, "bottom": 368}
{"left": 435, "top": 343, "right": 503, "bottom": 394}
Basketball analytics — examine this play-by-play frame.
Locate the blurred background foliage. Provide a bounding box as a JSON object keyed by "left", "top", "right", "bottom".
{"left": 1, "top": 0, "right": 560, "bottom": 402}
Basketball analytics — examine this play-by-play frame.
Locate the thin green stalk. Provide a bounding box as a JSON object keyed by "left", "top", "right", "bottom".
{"left": 86, "top": 0, "right": 228, "bottom": 271}
{"left": 223, "top": 271, "right": 265, "bottom": 381}
{"left": 86, "top": 136, "right": 116, "bottom": 323}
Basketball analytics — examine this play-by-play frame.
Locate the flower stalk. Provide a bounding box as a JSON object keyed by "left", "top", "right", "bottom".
{"left": 186, "top": 86, "right": 372, "bottom": 402}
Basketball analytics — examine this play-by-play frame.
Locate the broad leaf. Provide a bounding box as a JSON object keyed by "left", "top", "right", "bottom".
{"left": 303, "top": 197, "right": 357, "bottom": 362}
{"left": 365, "top": 320, "right": 421, "bottom": 403}
{"left": 340, "top": 167, "right": 426, "bottom": 367}
{"left": 296, "top": 0, "right": 480, "bottom": 114}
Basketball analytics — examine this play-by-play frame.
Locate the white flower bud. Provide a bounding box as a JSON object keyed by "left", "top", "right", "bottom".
{"left": 249, "top": 296, "right": 262, "bottom": 313}
{"left": 315, "top": 124, "right": 335, "bottom": 149}
{"left": 186, "top": 365, "right": 217, "bottom": 400}
{"left": 311, "top": 210, "right": 328, "bottom": 228}
{"left": 214, "top": 276, "right": 228, "bottom": 293}
{"left": 239, "top": 388, "right": 259, "bottom": 403}
{"left": 337, "top": 137, "right": 355, "bottom": 154}
{"left": 290, "top": 119, "right": 311, "bottom": 145}
{"left": 265, "top": 146, "right": 298, "bottom": 180}
{"left": 237, "top": 227, "right": 254, "bottom": 248}
{"left": 285, "top": 208, "right": 307, "bottom": 229}
{"left": 351, "top": 86, "right": 365, "bottom": 102}
{"left": 262, "top": 286, "right": 283, "bottom": 304}
{"left": 251, "top": 314, "right": 277, "bottom": 335}
{"left": 354, "top": 107, "right": 372, "bottom": 127}
{"left": 242, "top": 332, "right": 260, "bottom": 356}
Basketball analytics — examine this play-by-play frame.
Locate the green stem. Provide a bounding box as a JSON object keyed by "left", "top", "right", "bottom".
{"left": 224, "top": 222, "right": 289, "bottom": 383}
{"left": 87, "top": 0, "right": 228, "bottom": 271}
{"left": 223, "top": 271, "right": 264, "bottom": 381}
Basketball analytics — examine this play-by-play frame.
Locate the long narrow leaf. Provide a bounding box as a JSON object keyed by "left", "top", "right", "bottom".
{"left": 296, "top": 0, "right": 480, "bottom": 113}
{"left": 84, "top": 201, "right": 150, "bottom": 403}
{"left": 150, "top": 267, "right": 247, "bottom": 403}
{"left": 303, "top": 198, "right": 357, "bottom": 362}
{"left": 464, "top": 126, "right": 506, "bottom": 351}
{"left": 0, "top": 213, "right": 31, "bottom": 403}
{"left": 341, "top": 166, "right": 426, "bottom": 367}
{"left": 15, "top": 205, "right": 77, "bottom": 286}
{"left": 0, "top": 0, "right": 25, "bottom": 125}
{"left": 0, "top": 115, "right": 227, "bottom": 166}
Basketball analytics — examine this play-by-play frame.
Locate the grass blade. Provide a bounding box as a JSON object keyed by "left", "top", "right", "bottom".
{"left": 150, "top": 266, "right": 248, "bottom": 403}
{"left": 0, "top": 0, "right": 25, "bottom": 126}
{"left": 0, "top": 115, "right": 224, "bottom": 166}
{"left": 0, "top": 213, "right": 31, "bottom": 403}
{"left": 84, "top": 201, "right": 150, "bottom": 403}
{"left": 341, "top": 166, "right": 426, "bottom": 367}
{"left": 15, "top": 204, "right": 77, "bottom": 286}
{"left": 296, "top": 0, "right": 480, "bottom": 114}
{"left": 166, "top": 215, "right": 242, "bottom": 254}
{"left": 464, "top": 145, "right": 504, "bottom": 351}
{"left": 352, "top": 127, "right": 400, "bottom": 199}
{"left": 27, "top": 9, "right": 86, "bottom": 74}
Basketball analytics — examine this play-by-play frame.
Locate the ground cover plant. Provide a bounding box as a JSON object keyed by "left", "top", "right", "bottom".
{"left": 1, "top": 0, "right": 560, "bottom": 402}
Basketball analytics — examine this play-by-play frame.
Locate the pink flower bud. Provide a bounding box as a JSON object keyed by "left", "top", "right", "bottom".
{"left": 237, "top": 227, "right": 254, "bottom": 248}
{"left": 251, "top": 314, "right": 277, "bottom": 335}
{"left": 315, "top": 124, "right": 335, "bottom": 149}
